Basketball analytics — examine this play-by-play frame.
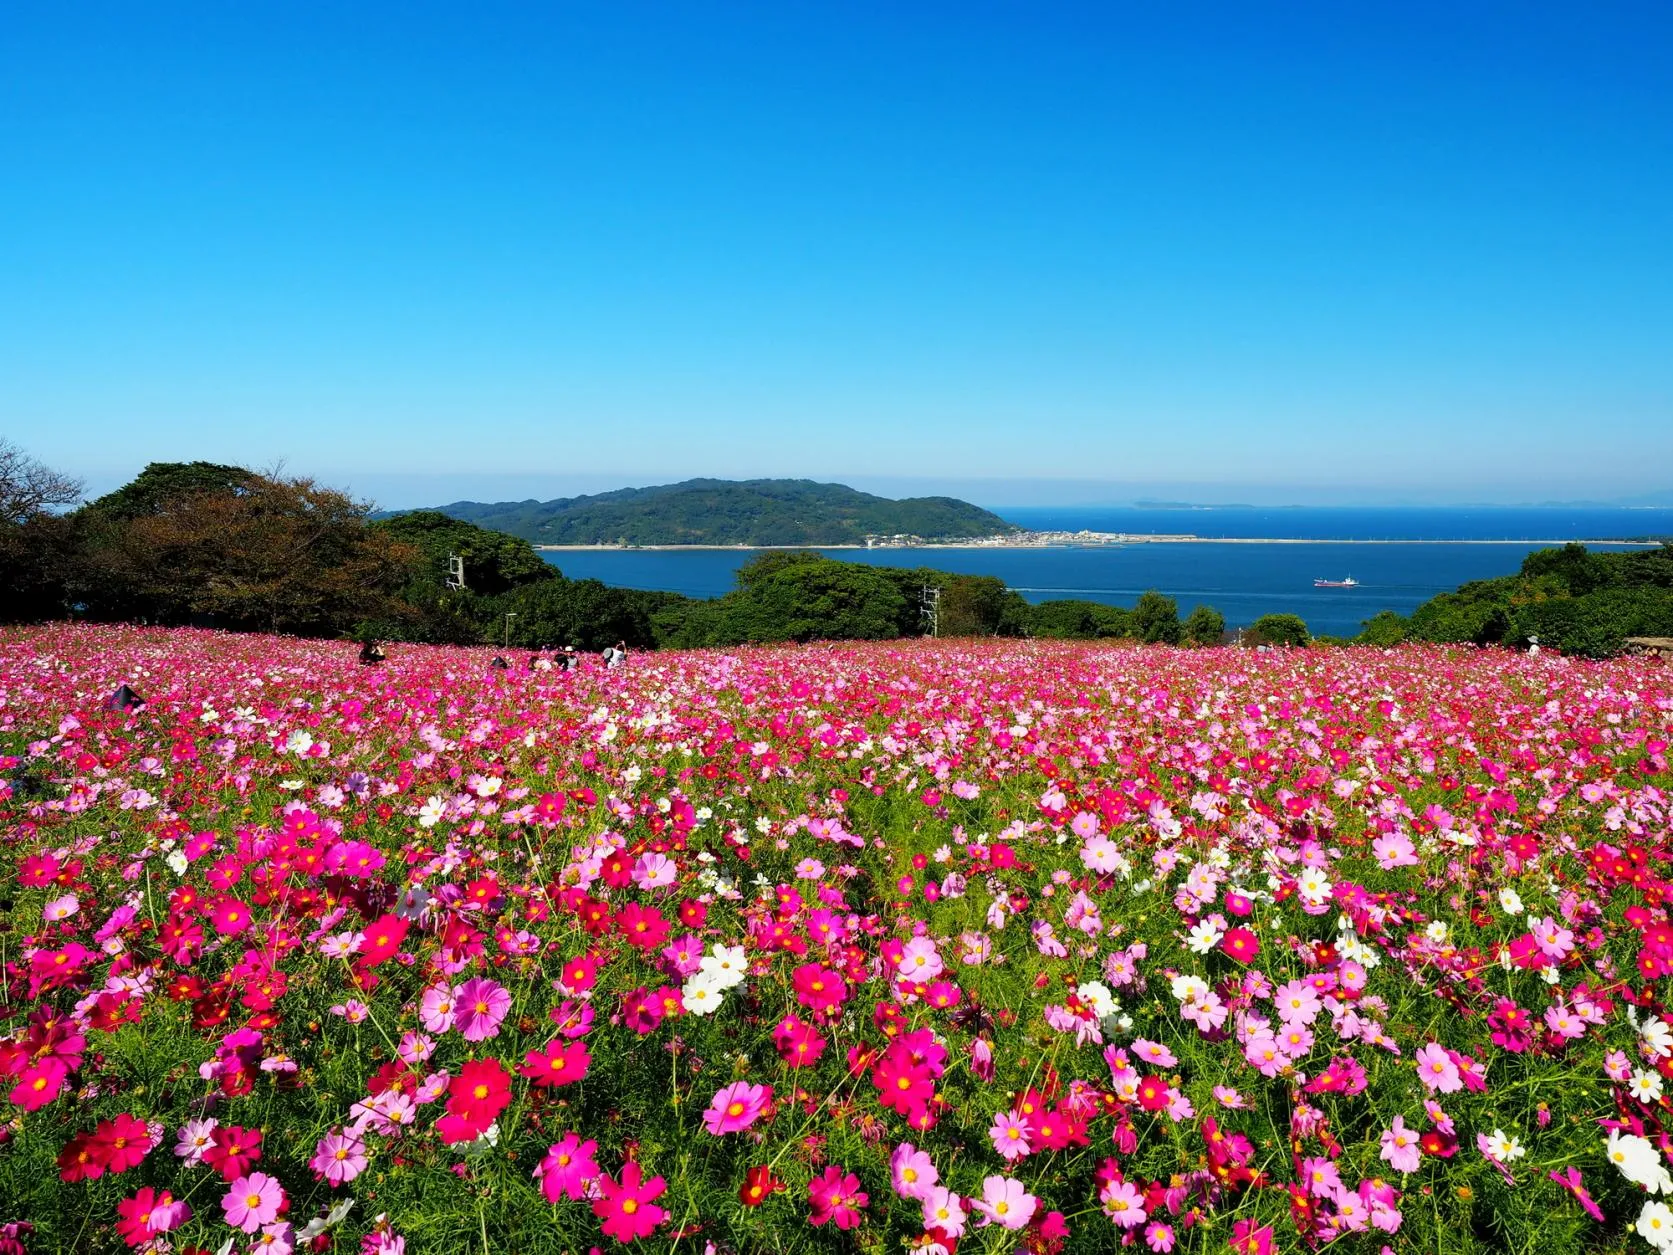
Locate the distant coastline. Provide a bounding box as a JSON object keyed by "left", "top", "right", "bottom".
{"left": 537, "top": 535, "right": 1665, "bottom": 551}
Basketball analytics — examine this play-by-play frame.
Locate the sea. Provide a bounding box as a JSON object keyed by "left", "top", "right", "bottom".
{"left": 539, "top": 506, "right": 1672, "bottom": 639}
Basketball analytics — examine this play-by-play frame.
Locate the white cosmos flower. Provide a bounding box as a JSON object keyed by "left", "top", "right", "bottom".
{"left": 1425, "top": 921, "right": 1450, "bottom": 944}
{"left": 417, "top": 795, "right": 446, "bottom": 828}
{"left": 1643, "top": 1200, "right": 1673, "bottom": 1253}
{"left": 1608, "top": 1131, "right": 1673, "bottom": 1194}
{"left": 1076, "top": 981, "right": 1117, "bottom": 1020}
{"left": 1631, "top": 1071, "right": 1666, "bottom": 1104}
{"left": 1644, "top": 1017, "right": 1673, "bottom": 1060}
{"left": 1186, "top": 920, "right": 1224, "bottom": 954}
{"left": 698, "top": 944, "right": 748, "bottom": 989}
{"left": 1498, "top": 887, "right": 1524, "bottom": 915}
{"left": 680, "top": 975, "right": 725, "bottom": 1015}
{"left": 1170, "top": 974, "right": 1209, "bottom": 1002}
{"left": 1297, "top": 868, "right": 1332, "bottom": 905}
{"left": 165, "top": 850, "right": 190, "bottom": 877}
{"left": 1485, "top": 1130, "right": 1524, "bottom": 1163}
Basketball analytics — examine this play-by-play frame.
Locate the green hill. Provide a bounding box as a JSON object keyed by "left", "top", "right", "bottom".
{"left": 408, "top": 478, "right": 1019, "bottom": 547}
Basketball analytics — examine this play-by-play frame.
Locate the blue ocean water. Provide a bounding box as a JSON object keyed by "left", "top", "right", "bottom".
{"left": 541, "top": 507, "right": 1671, "bottom": 639}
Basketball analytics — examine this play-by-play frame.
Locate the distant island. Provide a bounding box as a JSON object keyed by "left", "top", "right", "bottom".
{"left": 400, "top": 478, "right": 1020, "bottom": 547}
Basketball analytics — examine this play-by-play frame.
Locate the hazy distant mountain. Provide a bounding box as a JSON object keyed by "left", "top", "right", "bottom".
{"left": 398, "top": 478, "right": 1020, "bottom": 546}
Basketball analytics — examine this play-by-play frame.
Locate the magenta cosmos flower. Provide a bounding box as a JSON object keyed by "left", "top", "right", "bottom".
{"left": 222, "top": 1171, "right": 284, "bottom": 1234}
{"left": 453, "top": 977, "right": 511, "bottom": 1042}
{"left": 701, "top": 1081, "right": 772, "bottom": 1136}
{"left": 808, "top": 1164, "right": 867, "bottom": 1229}
{"left": 536, "top": 1132, "right": 600, "bottom": 1204}
{"left": 592, "top": 1161, "right": 667, "bottom": 1243}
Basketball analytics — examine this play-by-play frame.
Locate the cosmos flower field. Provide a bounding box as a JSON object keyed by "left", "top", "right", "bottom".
{"left": 3, "top": 626, "right": 1673, "bottom": 1254}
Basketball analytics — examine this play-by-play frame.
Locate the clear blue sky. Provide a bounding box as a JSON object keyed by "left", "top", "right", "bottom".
{"left": 4, "top": 2, "right": 1669, "bottom": 507}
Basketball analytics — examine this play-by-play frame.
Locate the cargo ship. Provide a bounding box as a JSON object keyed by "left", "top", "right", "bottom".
{"left": 1313, "top": 576, "right": 1359, "bottom": 588}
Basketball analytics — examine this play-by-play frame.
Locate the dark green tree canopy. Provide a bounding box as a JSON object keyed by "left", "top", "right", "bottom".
{"left": 1132, "top": 590, "right": 1184, "bottom": 645}
{"left": 376, "top": 510, "right": 556, "bottom": 597}
{"left": 418, "top": 478, "right": 1018, "bottom": 546}
{"left": 83, "top": 461, "right": 258, "bottom": 520}
{"left": 1183, "top": 604, "right": 1226, "bottom": 646}
{"left": 1248, "top": 613, "right": 1311, "bottom": 647}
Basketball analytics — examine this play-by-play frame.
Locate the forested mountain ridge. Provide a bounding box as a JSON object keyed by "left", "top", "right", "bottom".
{"left": 405, "top": 478, "right": 1018, "bottom": 546}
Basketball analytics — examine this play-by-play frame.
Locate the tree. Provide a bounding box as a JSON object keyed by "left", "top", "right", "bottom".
{"left": 76, "top": 468, "right": 413, "bottom": 634}
{"left": 1248, "top": 613, "right": 1311, "bottom": 647}
{"left": 1356, "top": 610, "right": 1408, "bottom": 647}
{"left": 376, "top": 510, "right": 556, "bottom": 597}
{"left": 1182, "top": 605, "right": 1226, "bottom": 646}
{"left": 733, "top": 550, "right": 828, "bottom": 593}
{"left": 0, "top": 438, "right": 82, "bottom": 525}
{"left": 1132, "top": 590, "right": 1183, "bottom": 645}
{"left": 489, "top": 579, "right": 664, "bottom": 651}
{"left": 718, "top": 559, "right": 908, "bottom": 644}
{"left": 83, "top": 460, "right": 257, "bottom": 520}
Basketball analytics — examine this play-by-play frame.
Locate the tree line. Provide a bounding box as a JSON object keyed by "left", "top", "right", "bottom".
{"left": 0, "top": 450, "right": 1237, "bottom": 650}
{"left": 6, "top": 444, "right": 1665, "bottom": 656}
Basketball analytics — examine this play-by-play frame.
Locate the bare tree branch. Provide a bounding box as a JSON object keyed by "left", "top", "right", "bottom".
{"left": 0, "top": 438, "right": 83, "bottom": 525}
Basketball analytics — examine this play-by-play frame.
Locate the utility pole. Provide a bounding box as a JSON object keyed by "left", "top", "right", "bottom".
{"left": 920, "top": 586, "right": 941, "bottom": 638}
{"left": 504, "top": 613, "right": 517, "bottom": 649}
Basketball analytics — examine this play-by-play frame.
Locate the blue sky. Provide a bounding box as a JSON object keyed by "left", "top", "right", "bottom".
{"left": 4, "top": 2, "right": 1670, "bottom": 508}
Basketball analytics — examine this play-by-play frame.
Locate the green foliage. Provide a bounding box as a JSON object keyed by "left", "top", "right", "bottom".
{"left": 1356, "top": 609, "right": 1410, "bottom": 646}
{"left": 1132, "top": 589, "right": 1183, "bottom": 644}
{"left": 1508, "top": 586, "right": 1673, "bottom": 658}
{"left": 488, "top": 579, "right": 675, "bottom": 651}
{"left": 1020, "top": 598, "right": 1133, "bottom": 639}
{"left": 376, "top": 510, "right": 556, "bottom": 597}
{"left": 1248, "top": 612, "right": 1311, "bottom": 647}
{"left": 712, "top": 558, "right": 910, "bottom": 644}
{"left": 82, "top": 460, "right": 258, "bottom": 520}
{"left": 424, "top": 478, "right": 1018, "bottom": 546}
{"left": 1404, "top": 543, "right": 1673, "bottom": 656}
{"left": 1182, "top": 604, "right": 1226, "bottom": 646}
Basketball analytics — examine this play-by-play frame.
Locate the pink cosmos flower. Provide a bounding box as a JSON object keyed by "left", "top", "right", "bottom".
{"left": 1381, "top": 1115, "right": 1421, "bottom": 1174}
{"left": 1272, "top": 979, "right": 1322, "bottom": 1025}
{"left": 701, "top": 1081, "right": 771, "bottom": 1136}
{"left": 418, "top": 985, "right": 457, "bottom": 1034}
{"left": 890, "top": 1142, "right": 938, "bottom": 1201}
{"left": 988, "top": 1111, "right": 1032, "bottom": 1161}
{"left": 1531, "top": 916, "right": 1575, "bottom": 961}
{"left": 920, "top": 1186, "right": 967, "bottom": 1237}
{"left": 1101, "top": 1178, "right": 1147, "bottom": 1228}
{"left": 175, "top": 1118, "right": 218, "bottom": 1165}
{"left": 1146, "top": 1221, "right": 1177, "bottom": 1252}
{"left": 453, "top": 977, "right": 510, "bottom": 1042}
{"left": 535, "top": 1132, "right": 600, "bottom": 1204}
{"left": 310, "top": 1130, "right": 368, "bottom": 1185}
{"left": 222, "top": 1171, "right": 284, "bottom": 1234}
{"left": 973, "top": 1175, "right": 1036, "bottom": 1229}
{"left": 897, "top": 936, "right": 944, "bottom": 982}
{"left": 1415, "top": 1042, "right": 1463, "bottom": 1094}
{"left": 1371, "top": 832, "right": 1419, "bottom": 870}
{"left": 1132, "top": 1039, "right": 1178, "bottom": 1068}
